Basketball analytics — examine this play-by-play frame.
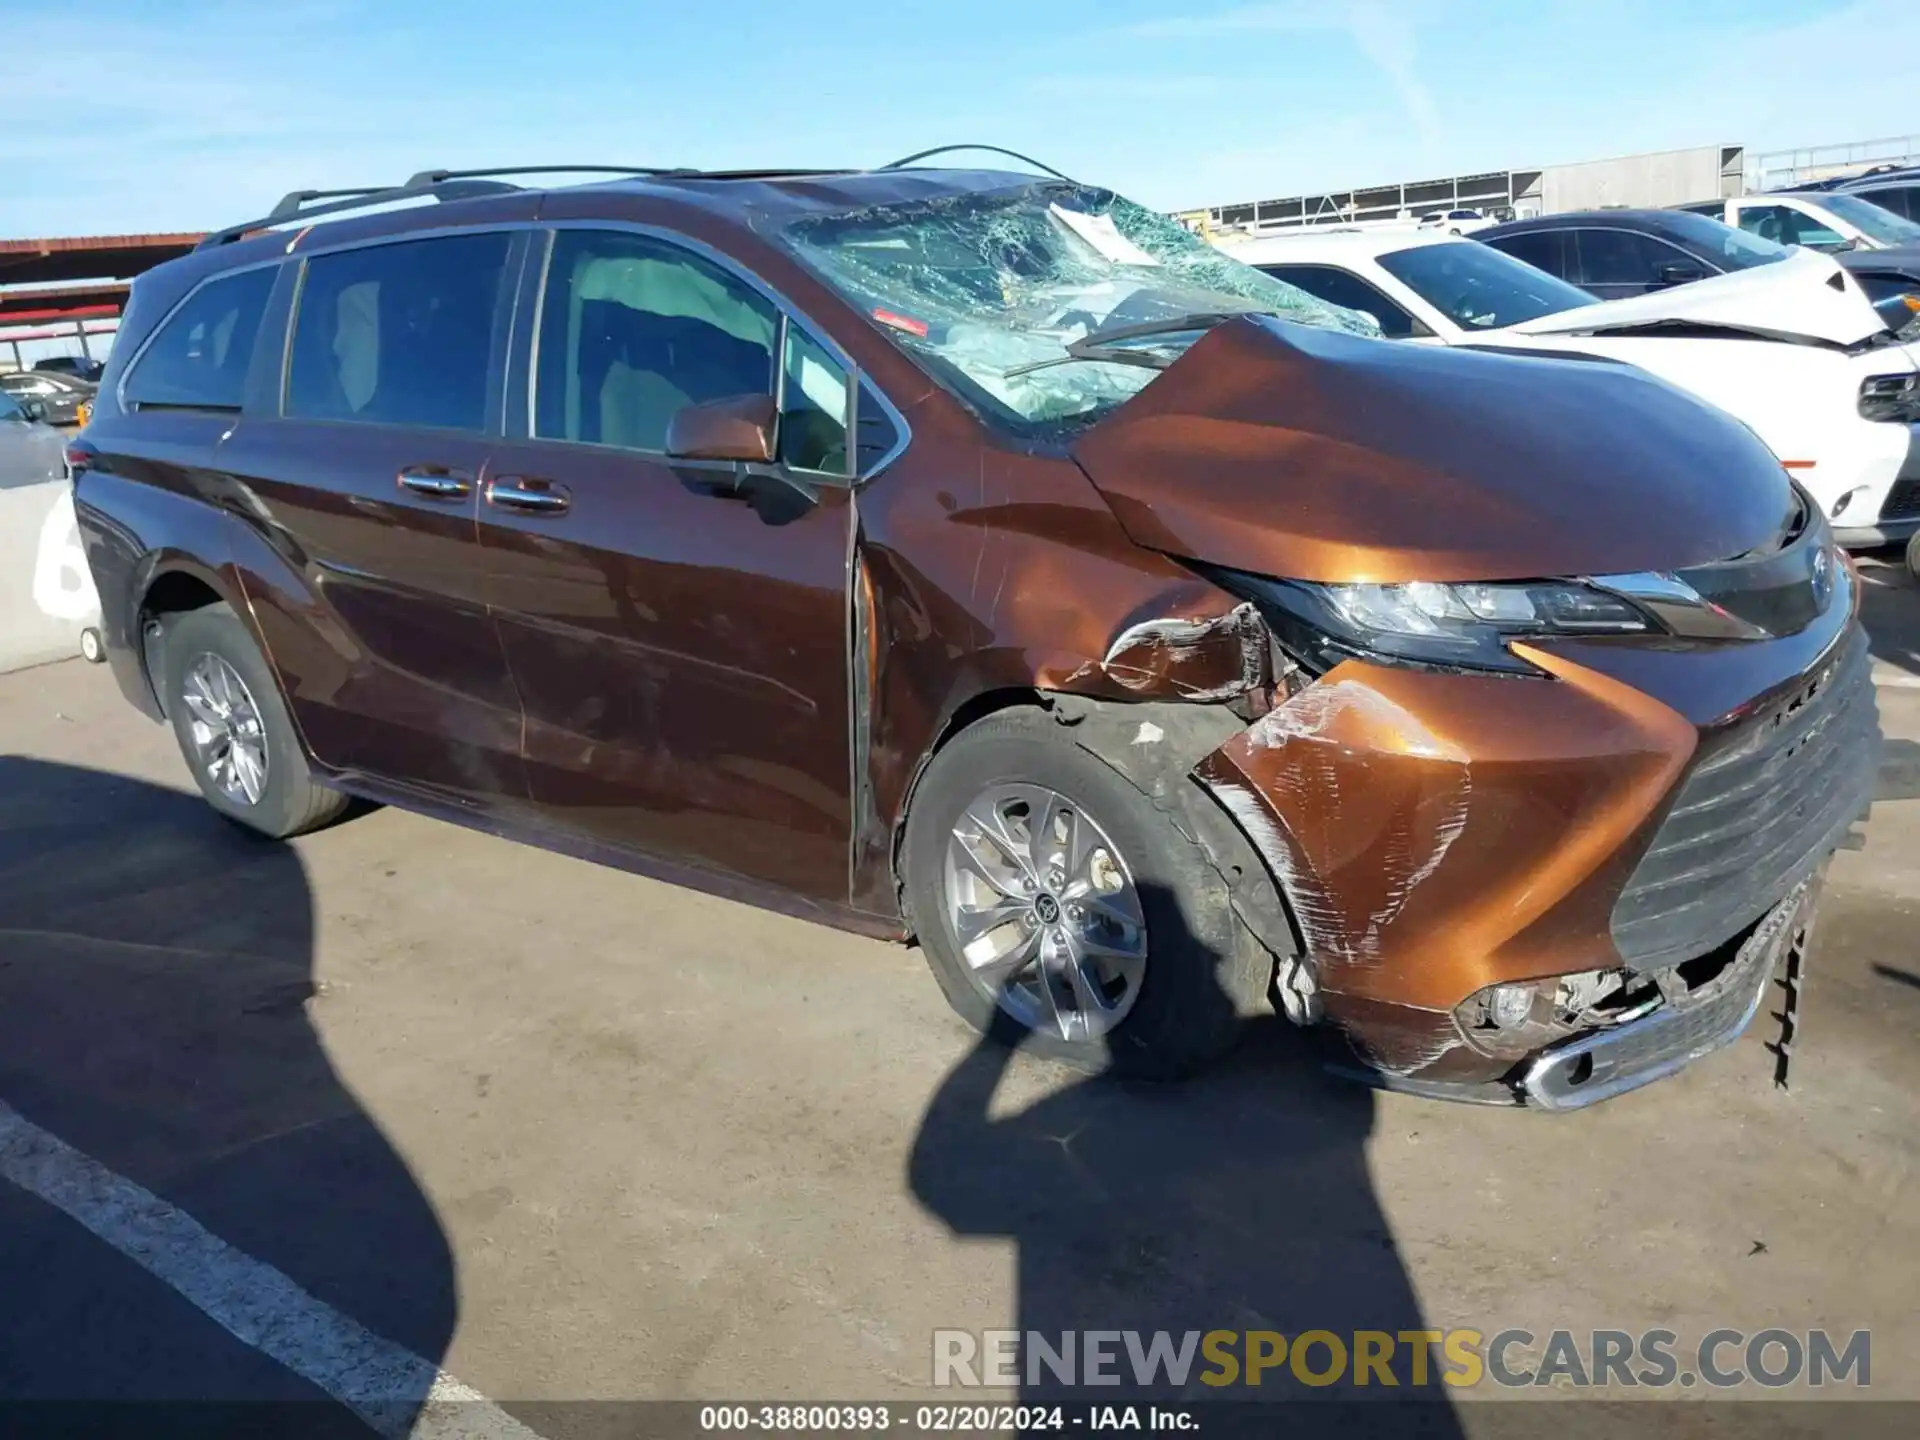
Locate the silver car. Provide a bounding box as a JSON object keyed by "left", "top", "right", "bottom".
{"left": 0, "top": 389, "right": 67, "bottom": 489}
{"left": 0, "top": 371, "right": 94, "bottom": 427}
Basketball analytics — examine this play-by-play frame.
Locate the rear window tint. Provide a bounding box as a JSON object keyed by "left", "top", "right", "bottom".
{"left": 123, "top": 266, "right": 276, "bottom": 412}
{"left": 1485, "top": 229, "right": 1566, "bottom": 277}
{"left": 287, "top": 233, "right": 511, "bottom": 432}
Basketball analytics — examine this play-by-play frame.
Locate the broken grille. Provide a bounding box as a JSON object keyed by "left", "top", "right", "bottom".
{"left": 1610, "top": 625, "right": 1878, "bottom": 970}
{"left": 1879, "top": 476, "right": 1920, "bottom": 524}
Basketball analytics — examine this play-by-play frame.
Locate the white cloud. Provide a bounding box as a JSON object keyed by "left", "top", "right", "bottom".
{"left": 1117, "top": 1, "right": 1442, "bottom": 155}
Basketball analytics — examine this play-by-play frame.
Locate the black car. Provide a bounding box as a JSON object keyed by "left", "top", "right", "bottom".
{"left": 1791, "top": 164, "right": 1920, "bottom": 221}
{"left": 32, "top": 354, "right": 106, "bottom": 382}
{"left": 1839, "top": 176, "right": 1920, "bottom": 222}
{"left": 0, "top": 370, "right": 94, "bottom": 426}
{"left": 1482, "top": 207, "right": 1920, "bottom": 332}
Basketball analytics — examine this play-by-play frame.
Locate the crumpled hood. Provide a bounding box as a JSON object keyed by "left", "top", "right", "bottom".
{"left": 1505, "top": 247, "right": 1884, "bottom": 347}
{"left": 1071, "top": 315, "right": 1791, "bottom": 585}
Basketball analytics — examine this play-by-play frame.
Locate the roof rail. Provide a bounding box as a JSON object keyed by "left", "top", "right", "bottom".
{"left": 196, "top": 174, "right": 526, "bottom": 250}
{"left": 196, "top": 165, "right": 710, "bottom": 252}
{"left": 402, "top": 164, "right": 699, "bottom": 188}
{"left": 877, "top": 145, "right": 1076, "bottom": 182}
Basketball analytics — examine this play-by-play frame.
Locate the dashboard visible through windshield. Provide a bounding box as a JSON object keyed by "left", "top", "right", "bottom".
{"left": 1377, "top": 242, "right": 1599, "bottom": 331}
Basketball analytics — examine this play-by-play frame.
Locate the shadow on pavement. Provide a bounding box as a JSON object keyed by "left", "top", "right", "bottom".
{"left": 1877, "top": 738, "right": 1920, "bottom": 803}
{"left": 1859, "top": 555, "right": 1920, "bottom": 679}
{"left": 0, "top": 757, "right": 452, "bottom": 1430}
{"left": 909, "top": 881, "right": 1463, "bottom": 1435}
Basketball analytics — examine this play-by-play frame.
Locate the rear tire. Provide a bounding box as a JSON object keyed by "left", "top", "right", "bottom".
{"left": 1907, "top": 529, "right": 1919, "bottom": 583}
{"left": 901, "top": 708, "right": 1271, "bottom": 1079}
{"left": 161, "top": 604, "right": 348, "bottom": 839}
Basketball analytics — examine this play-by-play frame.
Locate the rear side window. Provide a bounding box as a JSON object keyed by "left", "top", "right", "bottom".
{"left": 287, "top": 233, "right": 511, "bottom": 432}
{"left": 1571, "top": 229, "right": 1665, "bottom": 286}
{"left": 1857, "top": 186, "right": 1918, "bottom": 220}
{"left": 123, "top": 266, "right": 276, "bottom": 412}
{"left": 1485, "top": 229, "right": 1567, "bottom": 279}
{"left": 535, "top": 230, "right": 778, "bottom": 453}
{"left": 1255, "top": 263, "right": 1422, "bottom": 338}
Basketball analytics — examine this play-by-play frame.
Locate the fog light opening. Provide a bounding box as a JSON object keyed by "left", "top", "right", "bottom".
{"left": 1830, "top": 486, "right": 1867, "bottom": 519}
{"left": 1564, "top": 1053, "right": 1595, "bottom": 1088}
{"left": 1489, "top": 984, "right": 1532, "bottom": 1029}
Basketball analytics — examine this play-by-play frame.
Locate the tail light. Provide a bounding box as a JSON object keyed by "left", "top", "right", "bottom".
{"left": 65, "top": 437, "right": 97, "bottom": 476}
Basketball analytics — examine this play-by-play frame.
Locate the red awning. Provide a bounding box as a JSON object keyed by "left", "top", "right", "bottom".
{"left": 0, "top": 304, "right": 122, "bottom": 325}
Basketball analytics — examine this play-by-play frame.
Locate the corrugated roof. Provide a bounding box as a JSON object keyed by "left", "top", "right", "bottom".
{"left": 0, "top": 232, "right": 206, "bottom": 257}
{"left": 0, "top": 233, "right": 207, "bottom": 287}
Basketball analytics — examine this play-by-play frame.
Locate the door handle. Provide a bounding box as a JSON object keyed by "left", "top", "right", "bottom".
{"left": 486, "top": 475, "right": 571, "bottom": 515}
{"left": 397, "top": 466, "right": 472, "bottom": 500}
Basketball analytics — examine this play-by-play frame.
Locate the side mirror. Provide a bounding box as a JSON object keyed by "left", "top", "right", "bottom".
{"left": 665, "top": 393, "right": 776, "bottom": 463}
{"left": 1655, "top": 260, "right": 1706, "bottom": 286}
{"left": 19, "top": 399, "right": 48, "bottom": 424}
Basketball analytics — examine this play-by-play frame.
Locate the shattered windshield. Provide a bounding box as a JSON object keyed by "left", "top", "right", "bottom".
{"left": 777, "top": 181, "right": 1379, "bottom": 431}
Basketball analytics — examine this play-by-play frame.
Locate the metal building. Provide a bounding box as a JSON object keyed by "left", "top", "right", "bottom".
{"left": 1186, "top": 143, "right": 1744, "bottom": 234}
{"left": 1750, "top": 134, "right": 1920, "bottom": 189}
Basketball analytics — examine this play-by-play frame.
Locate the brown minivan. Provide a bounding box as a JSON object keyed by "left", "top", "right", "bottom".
{"left": 72, "top": 160, "right": 1879, "bottom": 1106}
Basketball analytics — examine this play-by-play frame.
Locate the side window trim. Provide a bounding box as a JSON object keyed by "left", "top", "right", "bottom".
{"left": 114, "top": 256, "right": 285, "bottom": 416}
{"left": 776, "top": 311, "right": 859, "bottom": 480}
{"left": 249, "top": 258, "right": 303, "bottom": 418}
{"left": 527, "top": 221, "right": 909, "bottom": 484}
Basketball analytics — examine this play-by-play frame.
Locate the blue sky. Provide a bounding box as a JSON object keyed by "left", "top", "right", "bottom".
{"left": 3, "top": 0, "right": 1918, "bottom": 237}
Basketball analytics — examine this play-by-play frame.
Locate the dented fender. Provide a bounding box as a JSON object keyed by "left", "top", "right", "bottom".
{"left": 1074, "top": 596, "right": 1270, "bottom": 702}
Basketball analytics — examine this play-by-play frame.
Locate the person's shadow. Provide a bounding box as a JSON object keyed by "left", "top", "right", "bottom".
{"left": 0, "top": 757, "right": 454, "bottom": 1435}
{"left": 910, "top": 881, "right": 1465, "bottom": 1436}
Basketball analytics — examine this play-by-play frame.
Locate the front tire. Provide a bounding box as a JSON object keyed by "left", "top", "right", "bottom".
{"left": 161, "top": 604, "right": 348, "bottom": 839}
{"left": 901, "top": 708, "right": 1271, "bottom": 1079}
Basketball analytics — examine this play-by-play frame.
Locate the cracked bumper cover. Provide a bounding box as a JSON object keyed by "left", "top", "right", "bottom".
{"left": 1185, "top": 581, "right": 1877, "bottom": 1107}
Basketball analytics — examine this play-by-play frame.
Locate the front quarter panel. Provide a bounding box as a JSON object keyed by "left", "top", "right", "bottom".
{"left": 848, "top": 408, "right": 1267, "bottom": 914}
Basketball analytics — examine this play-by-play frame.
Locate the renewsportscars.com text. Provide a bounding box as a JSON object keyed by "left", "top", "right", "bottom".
{"left": 933, "top": 1327, "right": 1871, "bottom": 1390}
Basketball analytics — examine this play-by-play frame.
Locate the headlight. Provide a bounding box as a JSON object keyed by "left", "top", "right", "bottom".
{"left": 1859, "top": 372, "right": 1920, "bottom": 422}
{"left": 1213, "top": 571, "right": 1655, "bottom": 676}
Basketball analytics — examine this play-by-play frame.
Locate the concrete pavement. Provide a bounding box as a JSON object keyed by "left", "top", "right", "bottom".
{"left": 0, "top": 558, "right": 1914, "bottom": 1433}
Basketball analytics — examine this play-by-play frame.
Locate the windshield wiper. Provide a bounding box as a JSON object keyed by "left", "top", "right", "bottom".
{"left": 1000, "top": 309, "right": 1263, "bottom": 379}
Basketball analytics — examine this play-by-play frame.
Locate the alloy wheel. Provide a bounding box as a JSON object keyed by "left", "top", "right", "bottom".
{"left": 942, "top": 783, "right": 1148, "bottom": 1042}
{"left": 179, "top": 652, "right": 270, "bottom": 807}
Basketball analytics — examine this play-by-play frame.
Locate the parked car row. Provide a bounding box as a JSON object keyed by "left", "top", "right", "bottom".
{"left": 1666, "top": 191, "right": 1920, "bottom": 332}
{"left": 0, "top": 369, "right": 97, "bottom": 427}
{"left": 31, "top": 354, "right": 107, "bottom": 383}
{"left": 0, "top": 388, "right": 69, "bottom": 487}
{"left": 1229, "top": 223, "right": 1920, "bottom": 551}
{"left": 68, "top": 157, "right": 1876, "bottom": 1110}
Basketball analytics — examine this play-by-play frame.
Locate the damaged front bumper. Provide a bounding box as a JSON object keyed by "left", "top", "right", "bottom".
{"left": 1519, "top": 878, "right": 1815, "bottom": 1109}
{"left": 1184, "top": 582, "right": 1878, "bottom": 1109}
